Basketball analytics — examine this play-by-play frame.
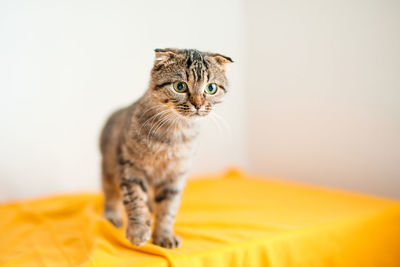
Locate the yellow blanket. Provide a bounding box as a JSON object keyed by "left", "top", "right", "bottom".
{"left": 1, "top": 170, "right": 399, "bottom": 266}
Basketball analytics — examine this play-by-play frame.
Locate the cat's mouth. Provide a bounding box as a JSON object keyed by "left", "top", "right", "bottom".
{"left": 190, "top": 111, "right": 209, "bottom": 118}
{"left": 179, "top": 111, "right": 207, "bottom": 118}
{"left": 174, "top": 105, "right": 210, "bottom": 118}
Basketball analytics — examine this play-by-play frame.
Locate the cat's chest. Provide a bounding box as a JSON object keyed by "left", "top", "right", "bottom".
{"left": 137, "top": 125, "right": 198, "bottom": 161}
{"left": 146, "top": 141, "right": 195, "bottom": 162}
{"left": 141, "top": 142, "right": 196, "bottom": 179}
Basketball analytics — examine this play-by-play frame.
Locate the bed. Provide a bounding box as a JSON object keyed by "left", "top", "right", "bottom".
{"left": 1, "top": 169, "right": 399, "bottom": 266}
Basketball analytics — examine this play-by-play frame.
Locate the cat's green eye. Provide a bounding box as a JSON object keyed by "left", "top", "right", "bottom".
{"left": 205, "top": 83, "right": 217, "bottom": 95}
{"left": 173, "top": 81, "right": 188, "bottom": 93}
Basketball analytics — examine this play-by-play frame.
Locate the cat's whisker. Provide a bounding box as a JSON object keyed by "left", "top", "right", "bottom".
{"left": 212, "top": 111, "right": 232, "bottom": 142}
{"left": 139, "top": 105, "right": 163, "bottom": 120}
{"left": 154, "top": 115, "right": 180, "bottom": 154}
{"left": 147, "top": 110, "right": 173, "bottom": 140}
{"left": 139, "top": 109, "right": 170, "bottom": 135}
{"left": 145, "top": 111, "right": 168, "bottom": 139}
{"left": 172, "top": 116, "right": 180, "bottom": 138}
{"left": 140, "top": 109, "right": 168, "bottom": 130}
{"left": 152, "top": 112, "right": 177, "bottom": 138}
{"left": 165, "top": 115, "right": 180, "bottom": 135}
{"left": 149, "top": 111, "right": 177, "bottom": 139}
{"left": 209, "top": 113, "right": 223, "bottom": 137}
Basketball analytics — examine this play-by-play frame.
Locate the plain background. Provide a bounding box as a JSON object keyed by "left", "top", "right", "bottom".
{"left": 0, "top": 0, "right": 399, "bottom": 201}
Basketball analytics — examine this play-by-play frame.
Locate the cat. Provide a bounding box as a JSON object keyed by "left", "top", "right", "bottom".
{"left": 99, "top": 48, "right": 232, "bottom": 248}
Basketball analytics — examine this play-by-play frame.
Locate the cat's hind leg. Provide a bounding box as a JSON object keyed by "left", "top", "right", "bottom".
{"left": 102, "top": 171, "right": 123, "bottom": 228}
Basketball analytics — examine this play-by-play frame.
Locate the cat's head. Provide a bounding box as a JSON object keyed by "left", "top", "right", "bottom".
{"left": 149, "top": 48, "right": 232, "bottom": 119}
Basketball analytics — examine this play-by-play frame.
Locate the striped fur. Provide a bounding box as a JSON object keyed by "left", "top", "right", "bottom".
{"left": 100, "top": 48, "right": 232, "bottom": 248}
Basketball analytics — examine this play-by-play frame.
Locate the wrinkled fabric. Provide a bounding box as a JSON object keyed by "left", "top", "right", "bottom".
{"left": 1, "top": 170, "right": 399, "bottom": 267}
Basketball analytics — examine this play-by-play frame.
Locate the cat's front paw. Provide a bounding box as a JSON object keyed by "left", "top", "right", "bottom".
{"left": 152, "top": 232, "right": 181, "bottom": 249}
{"left": 125, "top": 223, "right": 152, "bottom": 246}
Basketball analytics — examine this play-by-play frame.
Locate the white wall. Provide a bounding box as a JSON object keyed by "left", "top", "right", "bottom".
{"left": 0, "top": 0, "right": 247, "bottom": 201}
{"left": 1, "top": 0, "right": 399, "bottom": 201}
{"left": 245, "top": 0, "right": 400, "bottom": 198}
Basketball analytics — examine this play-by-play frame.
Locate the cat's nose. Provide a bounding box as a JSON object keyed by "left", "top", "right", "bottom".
{"left": 190, "top": 95, "right": 204, "bottom": 110}
{"left": 193, "top": 103, "right": 202, "bottom": 110}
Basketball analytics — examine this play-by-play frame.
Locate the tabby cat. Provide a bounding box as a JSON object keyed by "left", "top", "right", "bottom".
{"left": 100, "top": 48, "right": 232, "bottom": 248}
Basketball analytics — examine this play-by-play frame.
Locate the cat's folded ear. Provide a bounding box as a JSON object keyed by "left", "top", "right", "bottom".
{"left": 154, "top": 48, "right": 180, "bottom": 65}
{"left": 208, "top": 53, "right": 233, "bottom": 70}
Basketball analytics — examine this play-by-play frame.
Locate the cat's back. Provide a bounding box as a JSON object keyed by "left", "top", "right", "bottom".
{"left": 99, "top": 105, "right": 131, "bottom": 154}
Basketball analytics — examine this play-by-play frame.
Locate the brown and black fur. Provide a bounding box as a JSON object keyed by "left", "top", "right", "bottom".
{"left": 100, "top": 48, "right": 232, "bottom": 248}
